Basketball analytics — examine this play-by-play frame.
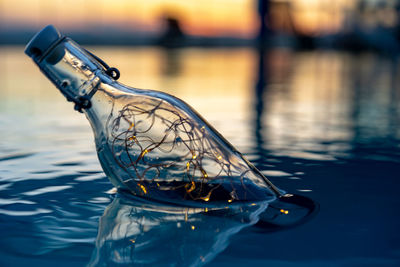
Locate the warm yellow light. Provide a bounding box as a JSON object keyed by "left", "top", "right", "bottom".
{"left": 141, "top": 149, "right": 149, "bottom": 157}
{"left": 201, "top": 191, "right": 212, "bottom": 202}
{"left": 138, "top": 183, "right": 147, "bottom": 194}
{"left": 291, "top": 0, "right": 354, "bottom": 35}
{"left": 185, "top": 181, "right": 196, "bottom": 193}
{"left": 280, "top": 209, "right": 289, "bottom": 214}
{"left": 191, "top": 225, "right": 195, "bottom": 230}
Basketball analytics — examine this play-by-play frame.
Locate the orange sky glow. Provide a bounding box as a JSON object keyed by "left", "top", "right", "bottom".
{"left": 1, "top": 0, "right": 354, "bottom": 37}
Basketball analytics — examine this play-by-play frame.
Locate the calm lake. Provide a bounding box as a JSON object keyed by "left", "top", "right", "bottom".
{"left": 0, "top": 46, "right": 399, "bottom": 266}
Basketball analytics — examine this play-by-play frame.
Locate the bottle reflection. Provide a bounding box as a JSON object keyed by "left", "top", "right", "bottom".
{"left": 88, "top": 191, "right": 317, "bottom": 266}
{"left": 88, "top": 193, "right": 268, "bottom": 266}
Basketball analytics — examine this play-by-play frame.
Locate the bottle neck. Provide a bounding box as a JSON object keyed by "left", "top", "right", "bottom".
{"left": 35, "top": 37, "right": 131, "bottom": 138}
{"left": 83, "top": 80, "right": 115, "bottom": 138}
{"left": 34, "top": 38, "right": 104, "bottom": 111}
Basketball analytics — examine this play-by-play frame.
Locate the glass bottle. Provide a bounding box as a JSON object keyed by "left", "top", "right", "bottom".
{"left": 25, "top": 25, "right": 284, "bottom": 207}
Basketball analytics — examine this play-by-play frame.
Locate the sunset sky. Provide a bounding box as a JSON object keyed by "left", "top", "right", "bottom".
{"left": 0, "top": 0, "right": 355, "bottom": 37}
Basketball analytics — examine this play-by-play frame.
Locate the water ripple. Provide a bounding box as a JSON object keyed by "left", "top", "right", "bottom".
{"left": 0, "top": 153, "right": 35, "bottom": 162}
{"left": 22, "top": 185, "right": 73, "bottom": 196}
{"left": 0, "top": 208, "right": 52, "bottom": 216}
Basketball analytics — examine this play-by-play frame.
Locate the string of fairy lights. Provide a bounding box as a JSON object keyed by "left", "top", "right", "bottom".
{"left": 106, "top": 97, "right": 257, "bottom": 202}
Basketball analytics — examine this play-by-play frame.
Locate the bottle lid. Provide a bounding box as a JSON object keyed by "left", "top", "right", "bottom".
{"left": 24, "top": 25, "right": 62, "bottom": 59}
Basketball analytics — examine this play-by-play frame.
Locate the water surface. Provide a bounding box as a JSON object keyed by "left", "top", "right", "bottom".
{"left": 0, "top": 46, "right": 399, "bottom": 266}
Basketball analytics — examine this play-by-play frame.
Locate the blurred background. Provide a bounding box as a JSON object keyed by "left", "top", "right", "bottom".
{"left": 2, "top": 0, "right": 400, "bottom": 50}
{"left": 1, "top": 0, "right": 400, "bottom": 266}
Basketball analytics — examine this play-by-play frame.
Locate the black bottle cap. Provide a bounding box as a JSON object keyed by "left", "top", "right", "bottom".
{"left": 24, "top": 25, "right": 62, "bottom": 59}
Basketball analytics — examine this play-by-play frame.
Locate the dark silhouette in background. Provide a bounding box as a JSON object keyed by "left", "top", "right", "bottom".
{"left": 256, "top": 0, "right": 400, "bottom": 53}
{"left": 156, "top": 16, "right": 186, "bottom": 48}
{"left": 2, "top": 0, "right": 400, "bottom": 55}
{"left": 335, "top": 0, "right": 400, "bottom": 54}
{"left": 156, "top": 16, "right": 185, "bottom": 77}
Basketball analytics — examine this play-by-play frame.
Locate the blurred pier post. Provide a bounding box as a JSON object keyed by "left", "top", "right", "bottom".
{"left": 254, "top": 0, "right": 271, "bottom": 151}
{"left": 257, "top": 0, "right": 271, "bottom": 46}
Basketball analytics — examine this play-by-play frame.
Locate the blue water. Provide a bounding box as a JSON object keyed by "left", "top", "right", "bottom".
{"left": 1, "top": 47, "right": 400, "bottom": 266}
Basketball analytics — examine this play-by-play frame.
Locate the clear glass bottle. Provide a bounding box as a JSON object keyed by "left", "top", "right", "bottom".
{"left": 25, "top": 25, "right": 283, "bottom": 207}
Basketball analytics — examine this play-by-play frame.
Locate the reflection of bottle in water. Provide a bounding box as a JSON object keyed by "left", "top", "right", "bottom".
{"left": 88, "top": 193, "right": 269, "bottom": 266}
{"left": 25, "top": 25, "right": 283, "bottom": 205}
